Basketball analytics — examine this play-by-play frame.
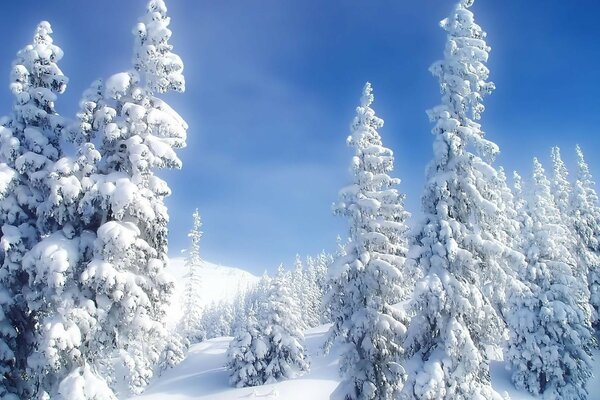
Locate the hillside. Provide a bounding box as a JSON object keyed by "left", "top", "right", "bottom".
{"left": 130, "top": 323, "right": 600, "bottom": 400}
{"left": 164, "top": 257, "right": 259, "bottom": 326}
{"left": 145, "top": 259, "right": 600, "bottom": 399}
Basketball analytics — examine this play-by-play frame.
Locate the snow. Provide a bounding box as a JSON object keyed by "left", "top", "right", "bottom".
{"left": 129, "top": 323, "right": 600, "bottom": 400}
{"left": 129, "top": 325, "right": 340, "bottom": 400}
{"left": 164, "top": 257, "right": 259, "bottom": 327}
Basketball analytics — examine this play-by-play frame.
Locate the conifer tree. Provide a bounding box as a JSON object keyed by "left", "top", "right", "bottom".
{"left": 227, "top": 267, "right": 307, "bottom": 387}
{"left": 572, "top": 145, "right": 600, "bottom": 326}
{"left": 550, "top": 147, "right": 590, "bottom": 286}
{"left": 328, "top": 82, "right": 410, "bottom": 400}
{"left": 260, "top": 267, "right": 309, "bottom": 383}
{"left": 401, "top": 1, "right": 511, "bottom": 398}
{"left": 0, "top": 21, "right": 73, "bottom": 399}
{"left": 227, "top": 310, "right": 270, "bottom": 388}
{"left": 72, "top": 0, "right": 187, "bottom": 394}
{"left": 507, "top": 159, "right": 593, "bottom": 399}
{"left": 181, "top": 208, "right": 204, "bottom": 342}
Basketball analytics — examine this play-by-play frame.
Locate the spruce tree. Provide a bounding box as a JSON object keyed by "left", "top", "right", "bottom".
{"left": 0, "top": 21, "right": 71, "bottom": 399}
{"left": 181, "top": 208, "right": 204, "bottom": 342}
{"left": 227, "top": 310, "right": 270, "bottom": 388}
{"left": 328, "top": 82, "right": 409, "bottom": 400}
{"left": 227, "top": 267, "right": 307, "bottom": 387}
{"left": 401, "top": 1, "right": 511, "bottom": 398}
{"left": 506, "top": 159, "right": 593, "bottom": 399}
{"left": 260, "top": 267, "right": 309, "bottom": 383}
{"left": 72, "top": 0, "right": 187, "bottom": 394}
{"left": 550, "top": 147, "right": 590, "bottom": 287}
{"left": 572, "top": 145, "right": 600, "bottom": 326}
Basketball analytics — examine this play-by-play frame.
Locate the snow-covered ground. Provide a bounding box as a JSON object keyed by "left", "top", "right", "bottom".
{"left": 131, "top": 259, "right": 600, "bottom": 399}
{"left": 131, "top": 322, "right": 600, "bottom": 400}
{"left": 164, "top": 257, "right": 258, "bottom": 326}
{"left": 130, "top": 324, "right": 339, "bottom": 400}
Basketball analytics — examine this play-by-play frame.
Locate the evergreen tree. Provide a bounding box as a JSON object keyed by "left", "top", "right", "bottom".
{"left": 290, "top": 256, "right": 309, "bottom": 329}
{"left": 0, "top": 21, "right": 75, "bottom": 399}
{"left": 227, "top": 310, "right": 270, "bottom": 388}
{"left": 260, "top": 267, "right": 309, "bottom": 383}
{"left": 156, "top": 332, "right": 188, "bottom": 375}
{"left": 550, "top": 147, "right": 590, "bottom": 287}
{"left": 315, "top": 250, "right": 334, "bottom": 324}
{"left": 488, "top": 167, "right": 527, "bottom": 318}
{"left": 181, "top": 208, "right": 204, "bottom": 342}
{"left": 401, "top": 2, "right": 510, "bottom": 398}
{"left": 227, "top": 267, "right": 307, "bottom": 387}
{"left": 304, "top": 256, "right": 322, "bottom": 328}
{"left": 572, "top": 145, "right": 600, "bottom": 326}
{"left": 328, "top": 82, "right": 409, "bottom": 400}
{"left": 506, "top": 159, "right": 593, "bottom": 399}
{"left": 72, "top": 0, "right": 187, "bottom": 394}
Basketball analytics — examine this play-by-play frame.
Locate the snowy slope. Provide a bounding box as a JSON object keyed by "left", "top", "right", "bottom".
{"left": 130, "top": 324, "right": 600, "bottom": 400}
{"left": 165, "top": 257, "right": 259, "bottom": 326}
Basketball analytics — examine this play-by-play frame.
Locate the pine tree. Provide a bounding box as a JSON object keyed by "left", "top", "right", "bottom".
{"left": 227, "top": 267, "right": 307, "bottom": 387}
{"left": 181, "top": 208, "right": 204, "bottom": 342}
{"left": 324, "top": 237, "right": 348, "bottom": 352}
{"left": 304, "top": 256, "right": 322, "bottom": 328}
{"left": 550, "top": 147, "right": 590, "bottom": 287}
{"left": 72, "top": 0, "right": 187, "bottom": 394}
{"left": 260, "top": 267, "right": 309, "bottom": 383}
{"left": 572, "top": 145, "right": 600, "bottom": 326}
{"left": 488, "top": 167, "right": 527, "bottom": 318}
{"left": 401, "top": 2, "right": 511, "bottom": 398}
{"left": 0, "top": 21, "right": 72, "bottom": 399}
{"left": 327, "top": 82, "right": 409, "bottom": 400}
{"left": 315, "top": 250, "right": 333, "bottom": 324}
{"left": 506, "top": 159, "right": 593, "bottom": 399}
{"left": 227, "top": 310, "right": 270, "bottom": 388}
{"left": 156, "top": 332, "right": 188, "bottom": 374}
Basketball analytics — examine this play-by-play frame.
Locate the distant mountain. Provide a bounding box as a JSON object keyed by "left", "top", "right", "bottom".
{"left": 164, "top": 257, "right": 259, "bottom": 326}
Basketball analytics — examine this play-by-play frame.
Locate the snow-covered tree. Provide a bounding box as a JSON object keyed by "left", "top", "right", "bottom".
{"left": 199, "top": 300, "right": 234, "bottom": 339}
{"left": 323, "top": 237, "right": 348, "bottom": 351}
{"left": 180, "top": 208, "right": 204, "bottom": 342}
{"left": 22, "top": 228, "right": 115, "bottom": 400}
{"left": 227, "top": 267, "right": 307, "bottom": 387}
{"left": 314, "top": 250, "right": 333, "bottom": 324}
{"left": 290, "top": 256, "right": 309, "bottom": 329}
{"left": 227, "top": 310, "right": 270, "bottom": 388}
{"left": 303, "top": 256, "right": 322, "bottom": 328}
{"left": 400, "top": 2, "right": 512, "bottom": 398}
{"left": 506, "top": 158, "right": 593, "bottom": 399}
{"left": 572, "top": 145, "right": 600, "bottom": 326}
{"left": 0, "top": 21, "right": 76, "bottom": 399}
{"left": 327, "top": 82, "right": 410, "bottom": 400}
{"left": 156, "top": 331, "right": 188, "bottom": 374}
{"left": 260, "top": 267, "right": 309, "bottom": 383}
{"left": 70, "top": 0, "right": 187, "bottom": 394}
{"left": 550, "top": 147, "right": 589, "bottom": 284}
{"left": 488, "top": 167, "right": 527, "bottom": 317}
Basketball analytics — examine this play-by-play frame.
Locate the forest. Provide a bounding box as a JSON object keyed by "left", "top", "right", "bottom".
{"left": 0, "top": 0, "right": 598, "bottom": 399}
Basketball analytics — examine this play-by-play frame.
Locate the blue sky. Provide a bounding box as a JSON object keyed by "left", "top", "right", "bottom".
{"left": 0, "top": 0, "right": 598, "bottom": 274}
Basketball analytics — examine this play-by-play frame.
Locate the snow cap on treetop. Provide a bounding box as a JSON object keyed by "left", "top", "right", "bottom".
{"left": 10, "top": 20, "right": 67, "bottom": 95}
{"left": 360, "top": 82, "right": 374, "bottom": 108}
{"left": 133, "top": 0, "right": 185, "bottom": 94}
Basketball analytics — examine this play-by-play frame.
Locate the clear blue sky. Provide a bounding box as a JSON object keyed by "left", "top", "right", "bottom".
{"left": 0, "top": 1, "right": 598, "bottom": 274}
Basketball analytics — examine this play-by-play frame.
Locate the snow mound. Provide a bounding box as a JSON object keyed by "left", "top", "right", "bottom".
{"left": 165, "top": 257, "right": 259, "bottom": 326}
